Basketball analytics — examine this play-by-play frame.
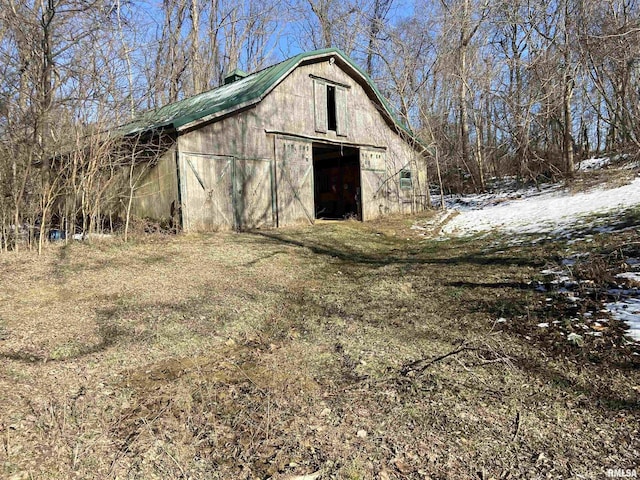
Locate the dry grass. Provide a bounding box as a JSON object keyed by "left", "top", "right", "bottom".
{"left": 0, "top": 214, "right": 638, "bottom": 479}
{"left": 568, "top": 161, "right": 639, "bottom": 193}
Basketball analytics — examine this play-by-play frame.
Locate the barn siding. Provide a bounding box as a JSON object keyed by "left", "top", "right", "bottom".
{"left": 178, "top": 153, "right": 234, "bottom": 231}
{"left": 273, "top": 135, "right": 314, "bottom": 225}
{"left": 234, "top": 157, "right": 275, "bottom": 229}
{"left": 360, "top": 148, "right": 388, "bottom": 220}
{"left": 130, "top": 146, "right": 179, "bottom": 223}
{"left": 177, "top": 109, "right": 273, "bottom": 231}
{"left": 177, "top": 153, "right": 275, "bottom": 232}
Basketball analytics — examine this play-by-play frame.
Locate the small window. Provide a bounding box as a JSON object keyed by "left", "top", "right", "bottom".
{"left": 327, "top": 85, "right": 337, "bottom": 131}
{"left": 400, "top": 169, "right": 412, "bottom": 189}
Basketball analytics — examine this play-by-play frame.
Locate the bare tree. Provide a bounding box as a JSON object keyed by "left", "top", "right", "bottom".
{"left": 578, "top": 0, "right": 640, "bottom": 153}
{"left": 365, "top": 0, "right": 394, "bottom": 75}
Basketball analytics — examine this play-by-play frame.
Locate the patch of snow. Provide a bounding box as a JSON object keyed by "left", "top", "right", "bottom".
{"left": 605, "top": 298, "right": 640, "bottom": 342}
{"left": 616, "top": 272, "right": 640, "bottom": 283}
{"left": 437, "top": 163, "right": 640, "bottom": 344}
{"left": 593, "top": 226, "right": 616, "bottom": 234}
{"left": 441, "top": 177, "right": 640, "bottom": 237}
{"left": 437, "top": 182, "right": 562, "bottom": 213}
{"left": 608, "top": 288, "right": 639, "bottom": 296}
{"left": 411, "top": 210, "right": 457, "bottom": 235}
{"left": 541, "top": 268, "right": 566, "bottom": 275}
{"left": 577, "top": 157, "right": 610, "bottom": 171}
{"left": 537, "top": 322, "right": 549, "bottom": 328}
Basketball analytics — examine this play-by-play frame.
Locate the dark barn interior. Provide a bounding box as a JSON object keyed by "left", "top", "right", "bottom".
{"left": 313, "top": 144, "right": 361, "bottom": 220}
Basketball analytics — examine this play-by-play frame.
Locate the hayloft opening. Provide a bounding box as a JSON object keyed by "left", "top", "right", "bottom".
{"left": 313, "top": 143, "right": 361, "bottom": 220}
{"left": 327, "top": 85, "right": 337, "bottom": 131}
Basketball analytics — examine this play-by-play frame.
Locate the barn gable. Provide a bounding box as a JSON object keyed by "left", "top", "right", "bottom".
{"left": 124, "top": 49, "right": 430, "bottom": 231}
{"left": 124, "top": 49, "right": 417, "bottom": 141}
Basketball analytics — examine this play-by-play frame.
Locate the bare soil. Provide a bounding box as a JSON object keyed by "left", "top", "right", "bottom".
{"left": 0, "top": 215, "right": 638, "bottom": 479}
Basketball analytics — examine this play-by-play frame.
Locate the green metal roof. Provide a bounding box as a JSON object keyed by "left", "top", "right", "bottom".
{"left": 121, "top": 48, "right": 427, "bottom": 151}
{"left": 121, "top": 51, "right": 304, "bottom": 135}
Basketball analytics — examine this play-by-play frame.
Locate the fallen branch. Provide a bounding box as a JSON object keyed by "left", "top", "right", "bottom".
{"left": 512, "top": 410, "right": 521, "bottom": 442}
{"left": 401, "top": 343, "right": 479, "bottom": 375}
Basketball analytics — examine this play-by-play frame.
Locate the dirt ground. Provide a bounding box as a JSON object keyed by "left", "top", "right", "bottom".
{"left": 0, "top": 214, "right": 638, "bottom": 479}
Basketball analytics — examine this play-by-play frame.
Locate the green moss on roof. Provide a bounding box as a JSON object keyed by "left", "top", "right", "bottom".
{"left": 121, "top": 48, "right": 427, "bottom": 150}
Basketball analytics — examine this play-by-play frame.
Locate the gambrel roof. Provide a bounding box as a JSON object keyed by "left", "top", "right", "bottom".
{"left": 122, "top": 48, "right": 425, "bottom": 149}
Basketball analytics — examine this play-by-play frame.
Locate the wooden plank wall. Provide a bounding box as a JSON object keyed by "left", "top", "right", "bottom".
{"left": 234, "top": 158, "right": 274, "bottom": 229}
{"left": 179, "top": 153, "right": 234, "bottom": 231}
{"left": 359, "top": 148, "right": 388, "bottom": 220}
{"left": 130, "top": 147, "right": 179, "bottom": 223}
{"left": 178, "top": 152, "right": 274, "bottom": 231}
{"left": 274, "top": 135, "right": 315, "bottom": 226}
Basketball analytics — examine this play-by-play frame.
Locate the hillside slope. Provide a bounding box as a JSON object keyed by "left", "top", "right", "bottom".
{"left": 435, "top": 157, "right": 640, "bottom": 342}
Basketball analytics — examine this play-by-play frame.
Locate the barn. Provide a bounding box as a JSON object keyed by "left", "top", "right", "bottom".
{"left": 123, "top": 48, "right": 430, "bottom": 231}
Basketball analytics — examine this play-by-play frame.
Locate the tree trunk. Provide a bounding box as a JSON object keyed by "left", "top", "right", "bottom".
{"left": 562, "top": 0, "right": 574, "bottom": 175}
{"left": 190, "top": 0, "right": 201, "bottom": 93}
{"left": 124, "top": 160, "right": 135, "bottom": 242}
{"left": 459, "top": 44, "right": 471, "bottom": 172}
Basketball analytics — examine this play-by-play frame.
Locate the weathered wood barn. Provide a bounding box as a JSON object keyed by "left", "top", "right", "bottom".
{"left": 124, "top": 48, "right": 429, "bottom": 231}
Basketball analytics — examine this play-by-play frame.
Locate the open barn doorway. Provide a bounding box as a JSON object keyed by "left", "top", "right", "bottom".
{"left": 313, "top": 143, "right": 361, "bottom": 220}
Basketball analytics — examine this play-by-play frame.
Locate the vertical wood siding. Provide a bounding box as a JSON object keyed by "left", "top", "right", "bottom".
{"left": 274, "top": 135, "right": 314, "bottom": 225}
{"left": 131, "top": 147, "right": 179, "bottom": 223}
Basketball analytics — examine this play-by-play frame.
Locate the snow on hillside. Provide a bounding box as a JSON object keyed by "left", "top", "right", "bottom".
{"left": 434, "top": 160, "right": 640, "bottom": 343}
{"left": 577, "top": 156, "right": 611, "bottom": 171}
{"left": 440, "top": 176, "right": 640, "bottom": 237}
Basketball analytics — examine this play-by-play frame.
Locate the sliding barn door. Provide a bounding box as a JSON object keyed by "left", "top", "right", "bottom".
{"left": 234, "top": 158, "right": 275, "bottom": 229}
{"left": 180, "top": 153, "right": 234, "bottom": 231}
{"left": 360, "top": 148, "right": 388, "bottom": 220}
{"left": 274, "top": 137, "right": 314, "bottom": 226}
{"left": 179, "top": 153, "right": 275, "bottom": 231}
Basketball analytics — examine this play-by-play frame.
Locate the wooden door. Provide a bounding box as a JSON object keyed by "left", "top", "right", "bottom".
{"left": 180, "top": 153, "right": 234, "bottom": 231}
{"left": 275, "top": 137, "right": 315, "bottom": 226}
{"left": 234, "top": 158, "right": 275, "bottom": 229}
{"left": 360, "top": 148, "right": 388, "bottom": 220}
